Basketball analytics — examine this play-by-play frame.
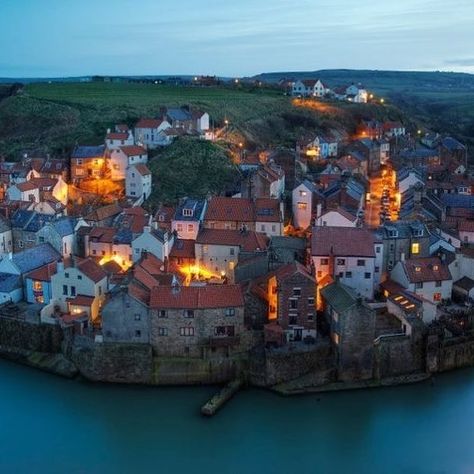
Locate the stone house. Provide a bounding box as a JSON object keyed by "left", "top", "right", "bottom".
{"left": 0, "top": 216, "right": 12, "bottom": 257}
{"left": 379, "top": 221, "right": 430, "bottom": 273}
{"left": 321, "top": 281, "right": 376, "bottom": 381}
{"left": 10, "top": 209, "right": 55, "bottom": 252}
{"left": 6, "top": 181, "right": 40, "bottom": 203}
{"left": 102, "top": 284, "right": 150, "bottom": 344}
{"left": 105, "top": 129, "right": 134, "bottom": 151}
{"left": 36, "top": 217, "right": 87, "bottom": 257}
{"left": 150, "top": 284, "right": 245, "bottom": 358}
{"left": 71, "top": 145, "right": 106, "bottom": 183}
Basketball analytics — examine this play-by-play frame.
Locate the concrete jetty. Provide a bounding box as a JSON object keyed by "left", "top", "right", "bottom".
{"left": 201, "top": 379, "right": 243, "bottom": 416}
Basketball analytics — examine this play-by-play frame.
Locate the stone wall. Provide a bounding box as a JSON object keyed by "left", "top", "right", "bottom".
{"left": 0, "top": 316, "right": 63, "bottom": 353}
{"left": 427, "top": 334, "right": 474, "bottom": 373}
{"left": 251, "top": 342, "right": 334, "bottom": 387}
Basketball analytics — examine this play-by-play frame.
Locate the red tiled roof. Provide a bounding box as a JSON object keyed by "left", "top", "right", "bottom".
{"left": 196, "top": 228, "right": 269, "bottom": 252}
{"left": 150, "top": 284, "right": 244, "bottom": 309}
{"left": 135, "top": 118, "right": 164, "bottom": 129}
{"left": 402, "top": 257, "right": 451, "bottom": 283}
{"left": 133, "top": 265, "right": 160, "bottom": 290}
{"left": 89, "top": 226, "right": 115, "bottom": 243}
{"left": 133, "top": 163, "right": 151, "bottom": 176}
{"left": 311, "top": 226, "right": 375, "bottom": 257}
{"left": 16, "top": 181, "right": 38, "bottom": 192}
{"left": 67, "top": 295, "right": 95, "bottom": 306}
{"left": 25, "top": 262, "right": 57, "bottom": 282}
{"left": 170, "top": 239, "right": 195, "bottom": 259}
{"left": 120, "top": 145, "right": 147, "bottom": 157}
{"left": 106, "top": 132, "right": 129, "bottom": 140}
{"left": 29, "top": 177, "right": 58, "bottom": 189}
{"left": 128, "top": 280, "right": 150, "bottom": 305}
{"left": 77, "top": 258, "right": 107, "bottom": 283}
{"left": 205, "top": 197, "right": 281, "bottom": 223}
{"left": 254, "top": 198, "right": 281, "bottom": 223}
{"left": 138, "top": 253, "right": 164, "bottom": 276}
{"left": 458, "top": 220, "right": 474, "bottom": 233}
{"left": 382, "top": 121, "right": 403, "bottom": 131}
{"left": 85, "top": 203, "right": 122, "bottom": 222}
{"left": 116, "top": 124, "right": 129, "bottom": 132}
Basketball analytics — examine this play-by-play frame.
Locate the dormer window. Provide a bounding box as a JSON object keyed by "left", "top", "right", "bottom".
{"left": 183, "top": 208, "right": 193, "bottom": 217}
{"left": 388, "top": 230, "right": 398, "bottom": 238}
{"left": 412, "top": 229, "right": 423, "bottom": 237}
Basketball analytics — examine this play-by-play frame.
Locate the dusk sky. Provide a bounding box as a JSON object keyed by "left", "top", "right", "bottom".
{"left": 1, "top": 0, "right": 474, "bottom": 77}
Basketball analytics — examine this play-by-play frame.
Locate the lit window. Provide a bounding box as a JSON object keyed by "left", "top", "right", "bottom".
{"left": 433, "top": 293, "right": 442, "bottom": 302}
{"left": 411, "top": 243, "right": 420, "bottom": 254}
{"left": 33, "top": 281, "right": 42, "bottom": 291}
{"left": 320, "top": 259, "right": 329, "bottom": 266}
{"left": 297, "top": 202, "right": 307, "bottom": 210}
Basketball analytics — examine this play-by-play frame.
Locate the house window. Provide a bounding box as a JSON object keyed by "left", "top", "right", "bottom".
{"left": 70, "top": 286, "right": 76, "bottom": 297}
{"left": 260, "top": 224, "right": 266, "bottom": 232}
{"left": 411, "top": 243, "right": 420, "bottom": 254}
{"left": 357, "top": 259, "right": 365, "bottom": 266}
{"left": 214, "top": 326, "right": 235, "bottom": 337}
{"left": 39, "top": 237, "right": 45, "bottom": 244}
{"left": 433, "top": 293, "right": 442, "bottom": 302}
{"left": 92, "top": 250, "right": 97, "bottom": 255}
{"left": 297, "top": 202, "right": 307, "bottom": 210}
{"left": 415, "top": 282, "right": 423, "bottom": 289}
{"left": 272, "top": 225, "right": 276, "bottom": 232}
{"left": 230, "top": 248, "right": 235, "bottom": 256}
{"left": 135, "top": 330, "right": 141, "bottom": 338}
{"left": 308, "top": 297, "right": 315, "bottom": 306}
{"left": 289, "top": 299, "right": 298, "bottom": 309}
{"left": 134, "top": 313, "right": 141, "bottom": 321}
{"left": 299, "top": 190, "right": 307, "bottom": 197}
{"left": 435, "top": 281, "right": 442, "bottom": 287}
{"left": 307, "top": 313, "right": 314, "bottom": 321}
{"left": 180, "top": 327, "right": 195, "bottom": 336}
{"left": 101, "top": 251, "right": 105, "bottom": 256}
{"left": 317, "top": 271, "right": 322, "bottom": 278}
{"left": 159, "top": 310, "right": 167, "bottom": 318}
{"left": 336, "top": 258, "right": 345, "bottom": 266}
{"left": 18, "top": 240, "right": 24, "bottom": 248}
{"left": 158, "top": 327, "right": 168, "bottom": 336}
{"left": 415, "top": 266, "right": 421, "bottom": 272}
{"left": 375, "top": 266, "right": 380, "bottom": 273}
{"left": 364, "top": 272, "right": 371, "bottom": 279}
{"left": 183, "top": 209, "right": 194, "bottom": 217}
{"left": 345, "top": 271, "right": 352, "bottom": 278}
{"left": 62, "top": 285, "right": 68, "bottom": 295}
{"left": 98, "top": 286, "right": 102, "bottom": 296}
{"left": 184, "top": 309, "right": 194, "bottom": 318}
{"left": 320, "top": 258, "right": 329, "bottom": 266}
{"left": 33, "top": 281, "right": 42, "bottom": 291}
{"left": 293, "top": 288, "right": 301, "bottom": 297}
{"left": 332, "top": 332, "right": 340, "bottom": 345}
{"left": 376, "top": 246, "right": 381, "bottom": 253}
{"left": 65, "top": 272, "right": 69, "bottom": 278}
{"left": 225, "top": 308, "right": 235, "bottom": 317}
{"left": 187, "top": 224, "right": 194, "bottom": 232}
{"left": 78, "top": 275, "right": 82, "bottom": 280}
{"left": 177, "top": 224, "right": 183, "bottom": 232}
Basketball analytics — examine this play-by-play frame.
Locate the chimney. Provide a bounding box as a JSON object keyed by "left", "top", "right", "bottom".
{"left": 107, "top": 128, "right": 111, "bottom": 134}
{"left": 57, "top": 261, "right": 65, "bottom": 273}
{"left": 400, "top": 252, "right": 405, "bottom": 262}
{"left": 144, "top": 225, "right": 151, "bottom": 233}
{"left": 316, "top": 203, "right": 322, "bottom": 219}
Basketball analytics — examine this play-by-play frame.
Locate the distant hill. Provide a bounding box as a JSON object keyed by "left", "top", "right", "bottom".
{"left": 252, "top": 69, "right": 474, "bottom": 94}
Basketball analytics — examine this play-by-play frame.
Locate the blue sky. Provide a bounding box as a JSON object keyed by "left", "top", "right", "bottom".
{"left": 1, "top": 0, "right": 473, "bottom": 77}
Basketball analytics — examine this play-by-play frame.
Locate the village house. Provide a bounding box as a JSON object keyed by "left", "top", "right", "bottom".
{"left": 203, "top": 196, "right": 284, "bottom": 237}
{"left": 383, "top": 121, "right": 406, "bottom": 138}
{"left": 126, "top": 163, "right": 152, "bottom": 202}
{"left": 132, "top": 225, "right": 174, "bottom": 263}
{"left": 195, "top": 228, "right": 269, "bottom": 281}
{"left": 149, "top": 284, "right": 245, "bottom": 358}
{"left": 109, "top": 145, "right": 148, "bottom": 181}
{"left": 84, "top": 202, "right": 123, "bottom": 227}
{"left": 240, "top": 163, "right": 285, "bottom": 200}
{"left": 171, "top": 198, "right": 207, "bottom": 240}
{"left": 10, "top": 209, "right": 55, "bottom": 252}
{"left": 291, "top": 180, "right": 323, "bottom": 230}
{"left": 105, "top": 128, "right": 134, "bottom": 150}
{"left": 255, "top": 262, "right": 317, "bottom": 345}
{"left": 6, "top": 181, "right": 40, "bottom": 203}
{"left": 169, "top": 238, "right": 195, "bottom": 267}
{"left": 101, "top": 285, "right": 150, "bottom": 344}
{"left": 390, "top": 256, "right": 453, "bottom": 304}
{"left": 37, "top": 157, "right": 69, "bottom": 182}
{"left": 320, "top": 281, "right": 376, "bottom": 381}
{"left": 458, "top": 219, "right": 474, "bottom": 244}
{"left": 47, "top": 258, "right": 108, "bottom": 323}
{"left": 24, "top": 262, "right": 57, "bottom": 305}
{"left": 311, "top": 226, "right": 382, "bottom": 300}
{"left": 0, "top": 216, "right": 12, "bottom": 257}
{"left": 71, "top": 145, "right": 106, "bottom": 183}
{"left": 345, "top": 83, "right": 368, "bottom": 103}
{"left": 134, "top": 118, "right": 171, "bottom": 149}
{"left": 291, "top": 79, "right": 330, "bottom": 97}
{"left": 378, "top": 221, "right": 431, "bottom": 273}
{"left": 314, "top": 207, "right": 358, "bottom": 227}
{"left": 36, "top": 217, "right": 86, "bottom": 258}
{"left": 397, "top": 167, "right": 425, "bottom": 195}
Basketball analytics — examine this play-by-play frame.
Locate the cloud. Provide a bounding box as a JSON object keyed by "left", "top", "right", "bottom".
{"left": 444, "top": 58, "right": 474, "bottom": 67}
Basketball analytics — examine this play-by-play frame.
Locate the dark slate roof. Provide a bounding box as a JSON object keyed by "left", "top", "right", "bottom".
{"left": 270, "top": 236, "right": 306, "bottom": 250}
{"left": 0, "top": 273, "right": 22, "bottom": 292}
{"left": 72, "top": 145, "right": 105, "bottom": 159}
{"left": 166, "top": 108, "right": 192, "bottom": 122}
{"left": 397, "top": 167, "right": 424, "bottom": 182}
{"left": 114, "top": 229, "right": 133, "bottom": 245}
{"left": 441, "top": 194, "right": 474, "bottom": 209}
{"left": 0, "top": 216, "right": 11, "bottom": 234}
{"left": 320, "top": 282, "right": 358, "bottom": 313}
{"left": 11, "top": 243, "right": 61, "bottom": 274}
{"left": 381, "top": 220, "right": 429, "bottom": 239}
{"left": 174, "top": 199, "right": 206, "bottom": 221}
{"left": 454, "top": 276, "right": 474, "bottom": 291}
{"left": 442, "top": 137, "right": 465, "bottom": 151}
{"left": 51, "top": 218, "right": 76, "bottom": 237}
{"left": 11, "top": 209, "right": 35, "bottom": 229}
{"left": 24, "top": 213, "right": 55, "bottom": 232}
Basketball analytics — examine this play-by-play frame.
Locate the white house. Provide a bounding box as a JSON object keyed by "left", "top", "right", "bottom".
{"left": 291, "top": 79, "right": 330, "bottom": 97}
{"left": 192, "top": 111, "right": 210, "bottom": 132}
{"left": 134, "top": 118, "right": 171, "bottom": 149}
{"left": 171, "top": 199, "right": 207, "bottom": 240}
{"left": 346, "top": 84, "right": 368, "bottom": 103}
{"left": 398, "top": 169, "right": 425, "bottom": 195}
{"left": 390, "top": 256, "right": 453, "bottom": 305}
{"left": 311, "top": 226, "right": 380, "bottom": 299}
{"left": 126, "top": 163, "right": 152, "bottom": 202}
{"left": 105, "top": 129, "right": 134, "bottom": 150}
{"left": 132, "top": 226, "right": 173, "bottom": 263}
{"left": 0, "top": 216, "right": 13, "bottom": 257}
{"left": 109, "top": 145, "right": 148, "bottom": 181}
{"left": 292, "top": 180, "right": 320, "bottom": 230}
{"left": 315, "top": 208, "right": 358, "bottom": 228}
{"left": 48, "top": 258, "right": 108, "bottom": 322}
